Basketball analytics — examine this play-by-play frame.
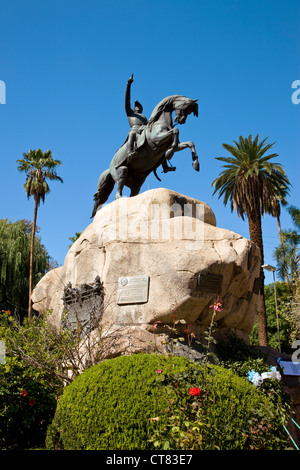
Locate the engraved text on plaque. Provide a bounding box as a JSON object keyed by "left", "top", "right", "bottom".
{"left": 117, "top": 275, "right": 150, "bottom": 305}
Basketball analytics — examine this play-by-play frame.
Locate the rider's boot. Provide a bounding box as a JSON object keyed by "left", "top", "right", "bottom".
{"left": 162, "top": 160, "right": 176, "bottom": 173}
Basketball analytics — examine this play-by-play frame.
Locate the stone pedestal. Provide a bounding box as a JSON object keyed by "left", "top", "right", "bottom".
{"left": 32, "top": 188, "right": 262, "bottom": 356}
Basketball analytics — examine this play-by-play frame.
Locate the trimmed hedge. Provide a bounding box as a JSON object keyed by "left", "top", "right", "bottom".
{"left": 46, "top": 353, "right": 184, "bottom": 450}
{"left": 196, "top": 365, "right": 289, "bottom": 449}
{"left": 46, "top": 353, "right": 290, "bottom": 450}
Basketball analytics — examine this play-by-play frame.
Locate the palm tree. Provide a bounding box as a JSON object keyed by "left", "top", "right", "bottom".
{"left": 212, "top": 134, "right": 290, "bottom": 346}
{"left": 17, "top": 149, "right": 63, "bottom": 320}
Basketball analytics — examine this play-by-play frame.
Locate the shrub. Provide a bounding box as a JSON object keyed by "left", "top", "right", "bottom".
{"left": 215, "top": 332, "right": 291, "bottom": 417}
{"left": 151, "top": 358, "right": 291, "bottom": 450}
{"left": 0, "top": 357, "right": 57, "bottom": 449}
{"left": 46, "top": 352, "right": 291, "bottom": 450}
{"left": 0, "top": 310, "right": 60, "bottom": 449}
{"left": 46, "top": 353, "right": 188, "bottom": 450}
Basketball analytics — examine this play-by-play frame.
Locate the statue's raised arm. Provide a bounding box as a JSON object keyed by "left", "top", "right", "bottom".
{"left": 125, "top": 74, "right": 134, "bottom": 117}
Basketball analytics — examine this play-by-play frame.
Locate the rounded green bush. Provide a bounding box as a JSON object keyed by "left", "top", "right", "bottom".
{"left": 46, "top": 353, "right": 187, "bottom": 450}
{"left": 46, "top": 353, "right": 290, "bottom": 450}
{"left": 198, "top": 365, "right": 289, "bottom": 449}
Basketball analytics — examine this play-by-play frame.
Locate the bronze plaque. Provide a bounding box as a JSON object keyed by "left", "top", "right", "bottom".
{"left": 117, "top": 275, "right": 149, "bottom": 305}
{"left": 196, "top": 273, "right": 223, "bottom": 293}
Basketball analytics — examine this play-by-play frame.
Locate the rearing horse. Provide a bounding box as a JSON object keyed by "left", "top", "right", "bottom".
{"left": 91, "top": 95, "right": 199, "bottom": 217}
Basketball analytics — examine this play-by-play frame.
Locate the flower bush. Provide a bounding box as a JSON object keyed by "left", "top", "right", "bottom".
{"left": 150, "top": 359, "right": 291, "bottom": 450}
{"left": 0, "top": 354, "right": 58, "bottom": 449}
{"left": 0, "top": 310, "right": 59, "bottom": 449}
{"left": 46, "top": 353, "right": 189, "bottom": 450}
{"left": 149, "top": 299, "right": 292, "bottom": 450}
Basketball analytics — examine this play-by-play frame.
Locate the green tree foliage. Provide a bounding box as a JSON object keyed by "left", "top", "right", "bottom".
{"left": 287, "top": 205, "right": 300, "bottom": 231}
{"left": 274, "top": 230, "right": 300, "bottom": 285}
{"left": 0, "top": 219, "right": 53, "bottom": 318}
{"left": 68, "top": 231, "right": 82, "bottom": 248}
{"left": 212, "top": 134, "right": 290, "bottom": 347}
{"left": 284, "top": 274, "right": 300, "bottom": 342}
{"left": 273, "top": 205, "right": 300, "bottom": 288}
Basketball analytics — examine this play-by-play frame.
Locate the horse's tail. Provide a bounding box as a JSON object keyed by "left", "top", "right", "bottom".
{"left": 91, "top": 168, "right": 115, "bottom": 218}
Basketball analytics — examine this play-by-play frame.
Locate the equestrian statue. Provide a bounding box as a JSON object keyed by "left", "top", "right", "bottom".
{"left": 91, "top": 75, "right": 199, "bottom": 217}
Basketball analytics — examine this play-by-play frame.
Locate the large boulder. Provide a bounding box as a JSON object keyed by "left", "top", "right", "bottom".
{"left": 32, "top": 188, "right": 262, "bottom": 355}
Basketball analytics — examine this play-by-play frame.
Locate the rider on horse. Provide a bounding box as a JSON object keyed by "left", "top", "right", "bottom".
{"left": 125, "top": 75, "right": 175, "bottom": 173}
{"left": 125, "top": 74, "right": 148, "bottom": 162}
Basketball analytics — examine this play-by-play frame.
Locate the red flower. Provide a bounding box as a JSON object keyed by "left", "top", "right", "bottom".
{"left": 29, "top": 399, "right": 35, "bottom": 406}
{"left": 210, "top": 297, "right": 223, "bottom": 312}
{"left": 21, "top": 390, "right": 27, "bottom": 397}
{"left": 189, "top": 387, "right": 201, "bottom": 397}
{"left": 156, "top": 369, "right": 163, "bottom": 374}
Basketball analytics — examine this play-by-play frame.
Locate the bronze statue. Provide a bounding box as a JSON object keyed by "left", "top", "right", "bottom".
{"left": 91, "top": 76, "right": 199, "bottom": 217}
{"left": 124, "top": 75, "right": 174, "bottom": 174}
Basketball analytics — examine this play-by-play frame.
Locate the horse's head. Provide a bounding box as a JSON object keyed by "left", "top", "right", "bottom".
{"left": 174, "top": 97, "right": 198, "bottom": 125}
{"left": 148, "top": 95, "right": 198, "bottom": 127}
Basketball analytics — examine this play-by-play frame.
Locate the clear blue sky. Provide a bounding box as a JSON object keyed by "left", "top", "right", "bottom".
{"left": 1, "top": 0, "right": 299, "bottom": 285}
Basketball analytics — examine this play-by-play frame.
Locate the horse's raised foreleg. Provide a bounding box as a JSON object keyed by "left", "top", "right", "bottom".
{"left": 151, "top": 127, "right": 179, "bottom": 160}
{"left": 164, "top": 128, "right": 179, "bottom": 161}
{"left": 174, "top": 141, "right": 200, "bottom": 171}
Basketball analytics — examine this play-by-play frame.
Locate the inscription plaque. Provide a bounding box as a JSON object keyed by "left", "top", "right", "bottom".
{"left": 62, "top": 276, "right": 104, "bottom": 337}
{"left": 117, "top": 275, "right": 149, "bottom": 305}
{"left": 196, "top": 273, "right": 223, "bottom": 293}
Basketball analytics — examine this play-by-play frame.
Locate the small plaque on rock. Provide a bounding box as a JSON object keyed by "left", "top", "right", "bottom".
{"left": 196, "top": 273, "right": 223, "bottom": 293}
{"left": 117, "top": 275, "right": 150, "bottom": 305}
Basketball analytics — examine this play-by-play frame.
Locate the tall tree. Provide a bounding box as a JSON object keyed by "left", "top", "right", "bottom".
{"left": 212, "top": 134, "right": 290, "bottom": 346}
{"left": 17, "top": 149, "right": 63, "bottom": 320}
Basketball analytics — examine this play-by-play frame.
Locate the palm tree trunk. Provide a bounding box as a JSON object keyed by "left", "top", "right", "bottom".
{"left": 28, "top": 199, "right": 38, "bottom": 320}
{"left": 248, "top": 207, "right": 268, "bottom": 347}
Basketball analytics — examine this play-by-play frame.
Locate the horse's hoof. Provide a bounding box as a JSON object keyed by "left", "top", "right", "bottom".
{"left": 192, "top": 161, "right": 200, "bottom": 172}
